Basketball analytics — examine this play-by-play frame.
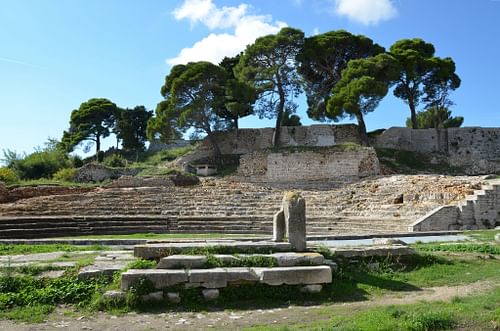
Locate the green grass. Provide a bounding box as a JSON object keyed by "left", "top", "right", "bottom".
{"left": 466, "top": 229, "right": 500, "bottom": 242}
{"left": 57, "top": 233, "right": 260, "bottom": 240}
{"left": 0, "top": 244, "right": 109, "bottom": 256}
{"left": 244, "top": 287, "right": 500, "bottom": 331}
{"left": 139, "top": 145, "right": 195, "bottom": 166}
{"left": 6, "top": 178, "right": 101, "bottom": 188}
{"left": 415, "top": 243, "right": 500, "bottom": 255}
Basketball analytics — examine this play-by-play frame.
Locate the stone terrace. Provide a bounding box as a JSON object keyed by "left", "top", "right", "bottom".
{"left": 0, "top": 175, "right": 484, "bottom": 238}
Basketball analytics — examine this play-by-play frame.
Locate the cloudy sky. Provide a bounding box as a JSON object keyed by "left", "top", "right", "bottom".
{"left": 1, "top": 0, "right": 499, "bottom": 155}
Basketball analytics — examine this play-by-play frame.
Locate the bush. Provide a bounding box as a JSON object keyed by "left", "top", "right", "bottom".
{"left": 104, "top": 154, "right": 127, "bottom": 168}
{"left": 52, "top": 168, "right": 77, "bottom": 182}
{"left": 0, "top": 167, "right": 18, "bottom": 184}
{"left": 9, "top": 150, "right": 72, "bottom": 180}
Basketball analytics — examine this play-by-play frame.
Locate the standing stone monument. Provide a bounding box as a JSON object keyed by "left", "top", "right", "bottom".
{"left": 273, "top": 210, "right": 286, "bottom": 242}
{"left": 280, "top": 191, "right": 307, "bottom": 251}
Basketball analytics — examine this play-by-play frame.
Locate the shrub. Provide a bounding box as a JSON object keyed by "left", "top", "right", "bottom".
{"left": 103, "top": 154, "right": 127, "bottom": 168}
{"left": 0, "top": 167, "right": 18, "bottom": 184}
{"left": 9, "top": 150, "right": 72, "bottom": 180}
{"left": 52, "top": 168, "right": 77, "bottom": 182}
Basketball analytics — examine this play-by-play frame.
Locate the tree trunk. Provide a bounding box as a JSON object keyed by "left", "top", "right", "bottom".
{"left": 408, "top": 92, "right": 418, "bottom": 129}
{"left": 207, "top": 133, "right": 222, "bottom": 167}
{"left": 355, "top": 112, "right": 369, "bottom": 146}
{"left": 95, "top": 135, "right": 101, "bottom": 162}
{"left": 272, "top": 76, "right": 286, "bottom": 147}
{"left": 234, "top": 118, "right": 239, "bottom": 138}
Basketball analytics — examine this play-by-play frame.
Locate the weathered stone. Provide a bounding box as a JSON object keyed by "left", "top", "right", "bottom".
{"left": 224, "top": 268, "right": 259, "bottom": 284}
{"left": 323, "top": 259, "right": 338, "bottom": 272}
{"left": 372, "top": 238, "right": 407, "bottom": 246}
{"left": 282, "top": 192, "right": 306, "bottom": 251}
{"left": 141, "top": 291, "right": 164, "bottom": 303}
{"left": 202, "top": 289, "right": 219, "bottom": 301}
{"left": 157, "top": 255, "right": 207, "bottom": 269}
{"left": 495, "top": 233, "right": 500, "bottom": 243}
{"left": 78, "top": 264, "right": 125, "bottom": 280}
{"left": 188, "top": 268, "right": 228, "bottom": 288}
{"left": 103, "top": 290, "right": 126, "bottom": 302}
{"left": 166, "top": 292, "right": 181, "bottom": 304}
{"left": 273, "top": 210, "right": 286, "bottom": 242}
{"left": 331, "top": 245, "right": 415, "bottom": 258}
{"left": 121, "top": 269, "right": 188, "bottom": 290}
{"left": 300, "top": 284, "right": 323, "bottom": 294}
{"left": 254, "top": 266, "right": 331, "bottom": 286}
{"left": 273, "top": 252, "right": 324, "bottom": 267}
{"left": 38, "top": 270, "right": 66, "bottom": 279}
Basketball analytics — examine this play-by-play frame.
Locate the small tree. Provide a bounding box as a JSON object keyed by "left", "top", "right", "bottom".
{"left": 297, "top": 30, "right": 384, "bottom": 121}
{"left": 405, "top": 107, "right": 464, "bottom": 129}
{"left": 235, "top": 27, "right": 304, "bottom": 146}
{"left": 327, "top": 54, "right": 400, "bottom": 145}
{"left": 155, "top": 62, "right": 230, "bottom": 165}
{"left": 62, "top": 98, "right": 118, "bottom": 160}
{"left": 116, "top": 106, "right": 153, "bottom": 154}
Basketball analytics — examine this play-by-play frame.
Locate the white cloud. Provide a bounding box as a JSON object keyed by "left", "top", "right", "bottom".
{"left": 334, "top": 0, "right": 397, "bottom": 25}
{"left": 312, "top": 27, "right": 320, "bottom": 36}
{"left": 168, "top": 0, "right": 287, "bottom": 65}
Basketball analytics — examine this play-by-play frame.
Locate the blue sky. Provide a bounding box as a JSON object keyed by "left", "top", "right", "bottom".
{"left": 1, "top": 0, "right": 499, "bottom": 157}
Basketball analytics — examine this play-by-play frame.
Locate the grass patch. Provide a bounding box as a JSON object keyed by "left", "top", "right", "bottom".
{"left": 126, "top": 259, "right": 156, "bottom": 269}
{"left": 139, "top": 146, "right": 195, "bottom": 166}
{"left": 57, "top": 233, "right": 259, "bottom": 240}
{"left": 415, "top": 243, "right": 500, "bottom": 255}
{"left": 466, "top": 229, "right": 500, "bottom": 242}
{"left": 0, "top": 244, "right": 108, "bottom": 256}
{"left": 6, "top": 179, "right": 100, "bottom": 189}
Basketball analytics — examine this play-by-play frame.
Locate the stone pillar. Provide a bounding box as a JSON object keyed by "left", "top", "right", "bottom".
{"left": 282, "top": 192, "right": 306, "bottom": 251}
{"left": 273, "top": 210, "right": 285, "bottom": 242}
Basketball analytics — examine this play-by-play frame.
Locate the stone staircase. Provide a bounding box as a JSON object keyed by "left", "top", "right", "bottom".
{"left": 0, "top": 175, "right": 484, "bottom": 238}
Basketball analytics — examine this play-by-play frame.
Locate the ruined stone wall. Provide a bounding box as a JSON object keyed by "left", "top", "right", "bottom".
{"left": 176, "top": 125, "right": 361, "bottom": 165}
{"left": 0, "top": 185, "right": 94, "bottom": 204}
{"left": 375, "top": 127, "right": 500, "bottom": 174}
{"left": 238, "top": 147, "right": 380, "bottom": 182}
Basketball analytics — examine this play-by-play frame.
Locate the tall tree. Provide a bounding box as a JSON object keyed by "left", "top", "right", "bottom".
{"left": 327, "top": 54, "right": 400, "bottom": 145}
{"left": 116, "top": 105, "right": 153, "bottom": 152}
{"left": 62, "top": 98, "right": 118, "bottom": 159}
{"left": 390, "top": 38, "right": 461, "bottom": 129}
{"left": 297, "top": 30, "right": 384, "bottom": 121}
{"left": 235, "top": 27, "right": 304, "bottom": 146}
{"left": 218, "top": 55, "right": 257, "bottom": 134}
{"left": 155, "top": 61, "right": 229, "bottom": 165}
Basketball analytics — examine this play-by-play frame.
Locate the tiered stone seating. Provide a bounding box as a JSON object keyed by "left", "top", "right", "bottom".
{"left": 0, "top": 175, "right": 484, "bottom": 238}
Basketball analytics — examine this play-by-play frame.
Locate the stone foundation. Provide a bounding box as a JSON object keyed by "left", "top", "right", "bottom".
{"left": 238, "top": 146, "right": 380, "bottom": 182}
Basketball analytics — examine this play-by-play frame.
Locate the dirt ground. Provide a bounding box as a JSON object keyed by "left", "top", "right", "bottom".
{"left": 0, "top": 280, "right": 495, "bottom": 331}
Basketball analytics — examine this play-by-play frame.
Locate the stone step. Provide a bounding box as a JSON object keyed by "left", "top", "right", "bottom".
{"left": 134, "top": 241, "right": 293, "bottom": 259}
{"left": 121, "top": 265, "right": 332, "bottom": 290}
{"left": 156, "top": 252, "right": 325, "bottom": 269}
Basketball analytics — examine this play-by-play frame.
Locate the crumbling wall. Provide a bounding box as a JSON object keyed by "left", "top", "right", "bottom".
{"left": 375, "top": 127, "right": 500, "bottom": 174}
{"left": 238, "top": 147, "right": 380, "bottom": 182}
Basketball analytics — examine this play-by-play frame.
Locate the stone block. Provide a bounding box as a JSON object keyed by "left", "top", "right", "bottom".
{"left": 202, "top": 289, "right": 219, "bottom": 301}
{"left": 254, "top": 266, "right": 332, "bottom": 286}
{"left": 273, "top": 210, "right": 286, "bottom": 242}
{"left": 141, "top": 291, "right": 164, "bottom": 303}
{"left": 282, "top": 192, "right": 306, "bottom": 251}
{"left": 103, "top": 290, "right": 126, "bottom": 303}
{"left": 225, "top": 267, "right": 259, "bottom": 284}
{"left": 331, "top": 245, "right": 415, "bottom": 258}
{"left": 78, "top": 264, "right": 124, "bottom": 280}
{"left": 166, "top": 292, "right": 181, "bottom": 304}
{"left": 188, "top": 268, "right": 228, "bottom": 288}
{"left": 372, "top": 238, "right": 407, "bottom": 246}
{"left": 495, "top": 233, "right": 500, "bottom": 243}
{"left": 273, "top": 252, "right": 324, "bottom": 267}
{"left": 157, "top": 255, "right": 207, "bottom": 269}
{"left": 300, "top": 284, "right": 323, "bottom": 294}
{"left": 121, "top": 269, "right": 188, "bottom": 290}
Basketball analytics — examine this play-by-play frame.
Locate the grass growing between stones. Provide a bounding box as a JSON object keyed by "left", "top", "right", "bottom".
{"left": 0, "top": 244, "right": 109, "bottom": 255}
{"left": 57, "top": 233, "right": 261, "bottom": 240}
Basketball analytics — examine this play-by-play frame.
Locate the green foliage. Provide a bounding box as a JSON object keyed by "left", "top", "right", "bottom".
{"left": 126, "top": 259, "right": 157, "bottom": 269}
{"left": 52, "top": 167, "right": 76, "bottom": 181}
{"left": 415, "top": 243, "right": 500, "bottom": 255}
{"left": 141, "top": 145, "right": 195, "bottom": 166}
{"left": 6, "top": 145, "right": 72, "bottom": 180}
{"left": 0, "top": 244, "right": 107, "bottom": 256}
{"left": 297, "top": 30, "right": 384, "bottom": 122}
{"left": 103, "top": 154, "right": 128, "bottom": 168}
{"left": 0, "top": 167, "right": 18, "bottom": 183}
{"left": 204, "top": 255, "right": 278, "bottom": 268}
{"left": 390, "top": 38, "right": 461, "bottom": 129}
{"left": 115, "top": 106, "right": 153, "bottom": 152}
{"left": 235, "top": 27, "right": 305, "bottom": 146}
{"left": 62, "top": 98, "right": 118, "bottom": 158}
{"left": 405, "top": 107, "right": 464, "bottom": 129}
{"left": 327, "top": 53, "right": 400, "bottom": 145}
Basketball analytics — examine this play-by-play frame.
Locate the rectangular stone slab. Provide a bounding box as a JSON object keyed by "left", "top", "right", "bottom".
{"left": 121, "top": 269, "right": 188, "bottom": 290}
{"left": 331, "top": 245, "right": 416, "bottom": 258}
{"left": 253, "top": 266, "right": 332, "bottom": 286}
{"left": 157, "top": 255, "right": 208, "bottom": 269}
{"left": 135, "top": 242, "right": 293, "bottom": 259}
